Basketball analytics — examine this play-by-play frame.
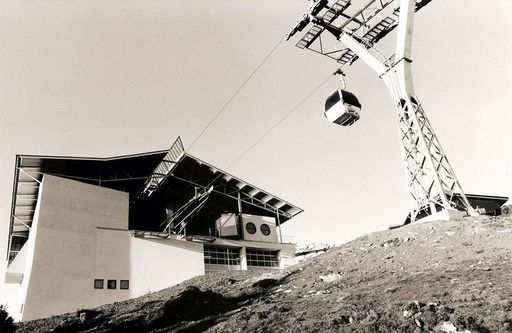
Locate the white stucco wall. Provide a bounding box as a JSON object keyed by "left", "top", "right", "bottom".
{"left": 18, "top": 175, "right": 129, "bottom": 321}
{"left": 11, "top": 176, "right": 45, "bottom": 321}
{"left": 93, "top": 228, "right": 131, "bottom": 306}
{"left": 129, "top": 236, "right": 204, "bottom": 296}
{"left": 94, "top": 230, "right": 205, "bottom": 303}
{"left": 11, "top": 175, "right": 205, "bottom": 321}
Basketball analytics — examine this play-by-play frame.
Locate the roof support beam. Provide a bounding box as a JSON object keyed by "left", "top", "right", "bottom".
{"left": 13, "top": 216, "right": 31, "bottom": 230}
{"left": 19, "top": 168, "right": 41, "bottom": 184}
{"left": 169, "top": 173, "right": 294, "bottom": 219}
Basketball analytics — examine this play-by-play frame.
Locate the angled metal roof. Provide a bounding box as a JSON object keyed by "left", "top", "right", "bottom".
{"left": 140, "top": 137, "right": 303, "bottom": 219}
{"left": 6, "top": 137, "right": 303, "bottom": 263}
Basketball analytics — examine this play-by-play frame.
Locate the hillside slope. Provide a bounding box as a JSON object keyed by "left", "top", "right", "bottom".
{"left": 18, "top": 216, "right": 512, "bottom": 333}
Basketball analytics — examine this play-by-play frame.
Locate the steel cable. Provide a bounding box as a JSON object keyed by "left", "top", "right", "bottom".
{"left": 186, "top": 37, "right": 285, "bottom": 153}
{"left": 225, "top": 73, "right": 333, "bottom": 170}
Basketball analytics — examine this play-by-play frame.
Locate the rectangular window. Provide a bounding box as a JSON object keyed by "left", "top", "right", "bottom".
{"left": 107, "top": 279, "right": 117, "bottom": 289}
{"left": 246, "top": 249, "right": 279, "bottom": 268}
{"left": 204, "top": 246, "right": 240, "bottom": 266}
{"left": 120, "top": 280, "right": 129, "bottom": 290}
{"left": 94, "top": 279, "right": 104, "bottom": 289}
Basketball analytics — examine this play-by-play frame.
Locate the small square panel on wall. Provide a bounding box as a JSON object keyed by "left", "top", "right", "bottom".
{"left": 120, "top": 280, "right": 129, "bottom": 290}
{"left": 94, "top": 279, "right": 104, "bottom": 289}
{"left": 107, "top": 280, "right": 117, "bottom": 289}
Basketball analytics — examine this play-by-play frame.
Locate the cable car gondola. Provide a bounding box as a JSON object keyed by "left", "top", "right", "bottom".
{"left": 324, "top": 88, "right": 362, "bottom": 126}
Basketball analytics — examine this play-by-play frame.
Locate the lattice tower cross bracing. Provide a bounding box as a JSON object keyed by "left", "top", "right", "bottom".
{"left": 286, "top": 0, "right": 476, "bottom": 222}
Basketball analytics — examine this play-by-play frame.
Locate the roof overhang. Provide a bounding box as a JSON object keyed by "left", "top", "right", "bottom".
{"left": 6, "top": 137, "right": 303, "bottom": 263}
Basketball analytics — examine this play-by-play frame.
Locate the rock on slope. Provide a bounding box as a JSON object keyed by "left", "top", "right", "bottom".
{"left": 17, "top": 216, "right": 512, "bottom": 333}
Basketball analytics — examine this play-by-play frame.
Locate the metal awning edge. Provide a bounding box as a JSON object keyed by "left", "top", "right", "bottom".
{"left": 7, "top": 155, "right": 21, "bottom": 261}
{"left": 183, "top": 152, "right": 304, "bottom": 218}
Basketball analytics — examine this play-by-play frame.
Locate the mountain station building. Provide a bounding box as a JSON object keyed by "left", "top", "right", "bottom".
{"left": 3, "top": 137, "right": 302, "bottom": 321}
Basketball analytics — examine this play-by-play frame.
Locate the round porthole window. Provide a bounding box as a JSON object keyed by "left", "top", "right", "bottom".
{"left": 245, "top": 222, "right": 256, "bottom": 235}
{"left": 260, "top": 223, "right": 271, "bottom": 236}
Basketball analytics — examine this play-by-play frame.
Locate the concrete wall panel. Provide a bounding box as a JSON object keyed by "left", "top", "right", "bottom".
{"left": 19, "top": 175, "right": 128, "bottom": 321}
{"left": 93, "top": 228, "right": 131, "bottom": 306}
{"left": 241, "top": 214, "right": 278, "bottom": 243}
{"left": 129, "top": 237, "right": 204, "bottom": 296}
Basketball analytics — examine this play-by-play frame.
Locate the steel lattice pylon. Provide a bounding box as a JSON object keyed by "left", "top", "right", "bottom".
{"left": 383, "top": 70, "right": 475, "bottom": 222}
{"left": 286, "top": 0, "right": 476, "bottom": 222}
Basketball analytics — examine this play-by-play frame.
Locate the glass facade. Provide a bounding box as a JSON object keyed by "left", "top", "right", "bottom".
{"left": 246, "top": 249, "right": 279, "bottom": 268}
{"left": 204, "top": 245, "right": 241, "bottom": 273}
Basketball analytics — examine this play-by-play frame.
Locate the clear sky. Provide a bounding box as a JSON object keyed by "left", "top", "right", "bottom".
{"left": 1, "top": 0, "right": 511, "bottom": 301}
